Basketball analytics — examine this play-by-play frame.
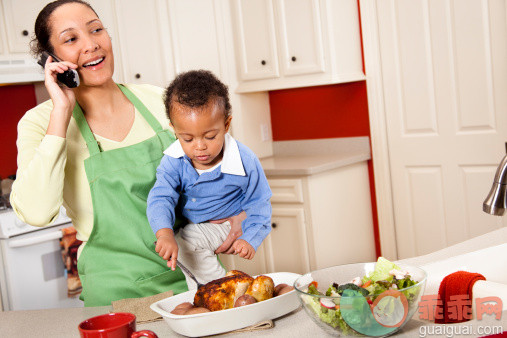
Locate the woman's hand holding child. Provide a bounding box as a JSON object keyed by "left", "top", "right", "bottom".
{"left": 212, "top": 211, "right": 247, "bottom": 255}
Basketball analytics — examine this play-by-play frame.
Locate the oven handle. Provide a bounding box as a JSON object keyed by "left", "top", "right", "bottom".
{"left": 8, "top": 230, "right": 62, "bottom": 248}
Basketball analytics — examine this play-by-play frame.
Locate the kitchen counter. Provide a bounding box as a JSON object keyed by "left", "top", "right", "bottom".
{"left": 0, "top": 301, "right": 505, "bottom": 337}
{"left": 1, "top": 227, "right": 506, "bottom": 338}
{"left": 259, "top": 137, "right": 371, "bottom": 176}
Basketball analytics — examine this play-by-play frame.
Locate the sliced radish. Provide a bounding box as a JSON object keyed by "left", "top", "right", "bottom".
{"left": 351, "top": 277, "right": 362, "bottom": 286}
{"left": 320, "top": 298, "right": 336, "bottom": 309}
{"left": 389, "top": 269, "right": 409, "bottom": 280}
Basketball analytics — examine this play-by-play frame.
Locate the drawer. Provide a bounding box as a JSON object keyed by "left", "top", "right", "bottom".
{"left": 268, "top": 179, "right": 304, "bottom": 203}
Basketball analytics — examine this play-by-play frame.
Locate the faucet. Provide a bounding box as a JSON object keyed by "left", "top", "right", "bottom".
{"left": 483, "top": 154, "right": 507, "bottom": 215}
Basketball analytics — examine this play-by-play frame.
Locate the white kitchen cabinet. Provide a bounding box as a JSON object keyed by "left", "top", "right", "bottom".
{"left": 167, "top": 0, "right": 224, "bottom": 78}
{"left": 266, "top": 161, "right": 376, "bottom": 273}
{"left": 230, "top": 0, "right": 365, "bottom": 92}
{"left": 113, "top": 0, "right": 172, "bottom": 87}
{"left": 275, "top": 0, "right": 325, "bottom": 77}
{"left": 1, "top": 0, "right": 47, "bottom": 54}
{"left": 265, "top": 206, "right": 310, "bottom": 274}
{"left": 218, "top": 206, "right": 311, "bottom": 276}
{"left": 229, "top": 0, "right": 279, "bottom": 81}
{"left": 221, "top": 160, "right": 376, "bottom": 276}
{"left": 218, "top": 207, "right": 311, "bottom": 276}
{"left": 297, "top": 162, "right": 377, "bottom": 270}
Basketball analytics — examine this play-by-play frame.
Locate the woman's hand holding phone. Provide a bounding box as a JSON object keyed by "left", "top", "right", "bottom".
{"left": 43, "top": 54, "right": 78, "bottom": 137}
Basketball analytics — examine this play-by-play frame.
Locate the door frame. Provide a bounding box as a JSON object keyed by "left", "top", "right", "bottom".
{"left": 359, "top": 0, "right": 397, "bottom": 259}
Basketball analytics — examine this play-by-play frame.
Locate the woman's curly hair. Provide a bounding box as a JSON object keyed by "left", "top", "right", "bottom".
{"left": 164, "top": 70, "right": 232, "bottom": 123}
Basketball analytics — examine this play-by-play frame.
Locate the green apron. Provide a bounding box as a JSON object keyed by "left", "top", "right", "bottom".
{"left": 74, "top": 84, "right": 187, "bottom": 306}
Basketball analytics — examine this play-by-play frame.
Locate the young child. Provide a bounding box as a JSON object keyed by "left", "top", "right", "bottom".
{"left": 147, "top": 70, "right": 272, "bottom": 289}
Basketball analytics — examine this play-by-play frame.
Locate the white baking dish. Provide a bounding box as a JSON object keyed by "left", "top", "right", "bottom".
{"left": 150, "top": 272, "right": 301, "bottom": 337}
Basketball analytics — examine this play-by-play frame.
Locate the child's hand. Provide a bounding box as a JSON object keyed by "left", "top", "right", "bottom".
{"left": 155, "top": 233, "right": 178, "bottom": 271}
{"left": 232, "top": 239, "right": 255, "bottom": 260}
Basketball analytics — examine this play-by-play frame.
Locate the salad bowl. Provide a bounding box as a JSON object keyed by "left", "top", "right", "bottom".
{"left": 294, "top": 258, "right": 427, "bottom": 337}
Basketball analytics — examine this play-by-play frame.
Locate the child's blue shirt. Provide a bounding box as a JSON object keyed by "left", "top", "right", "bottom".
{"left": 147, "top": 134, "right": 272, "bottom": 250}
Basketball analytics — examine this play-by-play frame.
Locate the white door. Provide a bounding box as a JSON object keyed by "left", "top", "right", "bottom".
{"left": 367, "top": 0, "right": 507, "bottom": 259}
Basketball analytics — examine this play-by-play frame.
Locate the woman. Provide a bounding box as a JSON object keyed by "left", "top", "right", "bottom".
{"left": 10, "top": 0, "right": 244, "bottom": 306}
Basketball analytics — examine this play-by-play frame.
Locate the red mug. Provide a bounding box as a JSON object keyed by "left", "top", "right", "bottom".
{"left": 78, "top": 312, "right": 157, "bottom": 338}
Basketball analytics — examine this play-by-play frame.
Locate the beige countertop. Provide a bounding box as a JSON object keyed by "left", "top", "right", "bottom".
{"left": 259, "top": 137, "right": 371, "bottom": 176}
{"left": 1, "top": 305, "right": 505, "bottom": 338}
{"left": 1, "top": 228, "right": 506, "bottom": 337}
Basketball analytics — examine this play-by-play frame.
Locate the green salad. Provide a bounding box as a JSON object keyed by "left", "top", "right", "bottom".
{"left": 301, "top": 257, "right": 421, "bottom": 336}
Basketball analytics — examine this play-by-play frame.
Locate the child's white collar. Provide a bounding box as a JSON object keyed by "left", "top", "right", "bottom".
{"left": 163, "top": 133, "right": 246, "bottom": 176}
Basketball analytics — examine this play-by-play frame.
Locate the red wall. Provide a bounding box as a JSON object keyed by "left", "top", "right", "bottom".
{"left": 269, "top": 82, "right": 370, "bottom": 140}
{"left": 0, "top": 84, "right": 37, "bottom": 179}
{"left": 268, "top": 81, "right": 381, "bottom": 257}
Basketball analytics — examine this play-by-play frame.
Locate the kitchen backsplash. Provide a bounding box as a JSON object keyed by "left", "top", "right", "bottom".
{"left": 268, "top": 81, "right": 369, "bottom": 141}
{"left": 0, "top": 84, "right": 37, "bottom": 179}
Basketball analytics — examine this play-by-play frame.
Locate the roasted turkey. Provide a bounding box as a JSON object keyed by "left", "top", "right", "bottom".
{"left": 193, "top": 270, "right": 275, "bottom": 311}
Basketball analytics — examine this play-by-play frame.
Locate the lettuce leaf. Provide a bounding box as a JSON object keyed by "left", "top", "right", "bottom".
{"left": 365, "top": 257, "right": 400, "bottom": 283}
{"left": 302, "top": 294, "right": 355, "bottom": 335}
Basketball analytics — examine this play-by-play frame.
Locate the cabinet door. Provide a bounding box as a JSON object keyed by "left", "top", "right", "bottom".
{"left": 264, "top": 207, "right": 310, "bottom": 275}
{"left": 113, "top": 0, "right": 170, "bottom": 86}
{"left": 231, "top": 0, "right": 279, "bottom": 80}
{"left": 167, "top": 0, "right": 223, "bottom": 78}
{"left": 2, "top": 0, "right": 48, "bottom": 54}
{"left": 274, "top": 0, "right": 325, "bottom": 76}
{"left": 219, "top": 243, "right": 268, "bottom": 276}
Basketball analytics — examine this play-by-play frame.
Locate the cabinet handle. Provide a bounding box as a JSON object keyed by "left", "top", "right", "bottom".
{"left": 271, "top": 222, "right": 277, "bottom": 229}
{"left": 261, "top": 60, "right": 266, "bottom": 66}
{"left": 291, "top": 56, "right": 297, "bottom": 62}
{"left": 22, "top": 30, "right": 29, "bottom": 36}
{"left": 135, "top": 73, "right": 141, "bottom": 79}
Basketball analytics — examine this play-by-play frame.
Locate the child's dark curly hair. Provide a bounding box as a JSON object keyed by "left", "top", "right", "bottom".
{"left": 164, "top": 70, "right": 232, "bottom": 123}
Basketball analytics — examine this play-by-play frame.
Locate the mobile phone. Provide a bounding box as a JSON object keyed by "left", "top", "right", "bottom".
{"left": 37, "top": 51, "right": 80, "bottom": 88}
